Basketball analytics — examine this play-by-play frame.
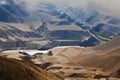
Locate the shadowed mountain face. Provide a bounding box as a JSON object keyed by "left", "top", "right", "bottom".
{"left": 0, "top": 0, "right": 27, "bottom": 22}
{"left": 94, "top": 34, "right": 120, "bottom": 50}
{"left": 0, "top": 56, "right": 59, "bottom": 80}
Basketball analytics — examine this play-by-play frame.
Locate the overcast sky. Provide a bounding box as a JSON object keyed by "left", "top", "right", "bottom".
{"left": 15, "top": 0, "right": 120, "bottom": 18}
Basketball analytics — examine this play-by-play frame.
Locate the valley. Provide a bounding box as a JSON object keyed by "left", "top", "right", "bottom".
{"left": 0, "top": 0, "right": 120, "bottom": 80}
{"left": 1, "top": 34, "right": 120, "bottom": 79}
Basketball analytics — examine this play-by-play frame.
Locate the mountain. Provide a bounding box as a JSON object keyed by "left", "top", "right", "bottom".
{"left": 0, "top": 0, "right": 27, "bottom": 22}
{"left": 0, "top": 13, "right": 97, "bottom": 50}
{"left": 35, "top": 12, "right": 96, "bottom": 47}
{"left": 88, "top": 11, "right": 120, "bottom": 42}
{"left": 0, "top": 1, "right": 101, "bottom": 50}
{"left": 0, "top": 0, "right": 120, "bottom": 50}
{"left": 23, "top": 2, "right": 120, "bottom": 45}
{"left": 0, "top": 22, "right": 42, "bottom": 50}
{"left": 0, "top": 56, "right": 59, "bottom": 80}
{"left": 0, "top": 1, "right": 120, "bottom": 80}
{"left": 63, "top": 7, "right": 120, "bottom": 42}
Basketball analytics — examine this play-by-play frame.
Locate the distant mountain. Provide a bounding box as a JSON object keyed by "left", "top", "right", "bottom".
{"left": 0, "top": 1, "right": 101, "bottom": 50}
{"left": 87, "top": 10, "right": 120, "bottom": 40}
{"left": 62, "top": 7, "right": 120, "bottom": 41}
{"left": 0, "top": 1, "right": 120, "bottom": 50}
{"left": 0, "top": 0, "right": 27, "bottom": 22}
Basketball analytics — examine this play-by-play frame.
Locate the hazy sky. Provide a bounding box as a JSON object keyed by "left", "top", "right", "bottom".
{"left": 16, "top": 0, "right": 120, "bottom": 18}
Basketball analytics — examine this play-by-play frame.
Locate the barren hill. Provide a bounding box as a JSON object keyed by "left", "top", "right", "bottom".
{"left": 45, "top": 35, "right": 120, "bottom": 73}
{"left": 0, "top": 56, "right": 59, "bottom": 80}
{"left": 68, "top": 35, "right": 120, "bottom": 73}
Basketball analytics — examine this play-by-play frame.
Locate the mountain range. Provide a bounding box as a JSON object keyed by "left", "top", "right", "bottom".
{"left": 0, "top": 0, "right": 120, "bottom": 79}
{"left": 0, "top": 0, "right": 120, "bottom": 50}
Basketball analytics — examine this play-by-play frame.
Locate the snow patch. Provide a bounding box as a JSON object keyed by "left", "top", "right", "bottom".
{"left": 2, "top": 50, "right": 51, "bottom": 56}
{"left": 52, "top": 46, "right": 85, "bottom": 49}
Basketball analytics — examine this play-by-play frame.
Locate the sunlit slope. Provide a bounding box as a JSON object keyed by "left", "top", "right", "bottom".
{"left": 0, "top": 56, "right": 59, "bottom": 80}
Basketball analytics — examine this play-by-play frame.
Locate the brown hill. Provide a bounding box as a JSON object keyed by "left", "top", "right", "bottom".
{"left": 0, "top": 56, "right": 59, "bottom": 80}
{"left": 46, "top": 35, "right": 120, "bottom": 73}
{"left": 69, "top": 35, "right": 120, "bottom": 72}
{"left": 73, "top": 47, "right": 120, "bottom": 72}
{"left": 41, "top": 35, "right": 120, "bottom": 79}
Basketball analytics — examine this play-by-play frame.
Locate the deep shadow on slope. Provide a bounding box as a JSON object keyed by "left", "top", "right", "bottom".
{"left": 110, "top": 69, "right": 120, "bottom": 78}
{"left": 94, "top": 34, "right": 120, "bottom": 50}
{"left": 0, "top": 56, "right": 59, "bottom": 80}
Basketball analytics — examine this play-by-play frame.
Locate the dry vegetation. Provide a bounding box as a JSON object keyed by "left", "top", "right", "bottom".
{"left": 0, "top": 56, "right": 59, "bottom": 80}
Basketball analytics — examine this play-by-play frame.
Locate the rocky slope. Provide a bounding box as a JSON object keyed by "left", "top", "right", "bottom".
{"left": 0, "top": 56, "right": 60, "bottom": 80}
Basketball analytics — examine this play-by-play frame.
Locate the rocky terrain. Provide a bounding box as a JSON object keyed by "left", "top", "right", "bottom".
{"left": 0, "top": 56, "right": 60, "bottom": 80}
{"left": 1, "top": 34, "right": 120, "bottom": 80}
